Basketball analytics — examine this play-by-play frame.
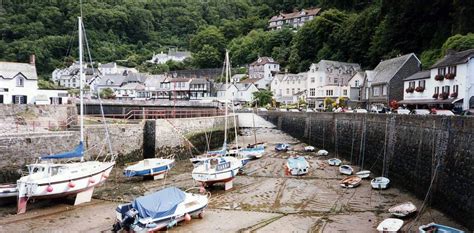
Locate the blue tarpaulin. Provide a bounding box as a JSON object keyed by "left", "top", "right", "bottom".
{"left": 41, "top": 142, "right": 84, "bottom": 160}
{"left": 287, "top": 156, "right": 308, "bottom": 169}
{"left": 132, "top": 187, "right": 185, "bottom": 219}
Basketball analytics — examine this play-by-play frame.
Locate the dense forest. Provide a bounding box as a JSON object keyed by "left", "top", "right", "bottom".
{"left": 0, "top": 0, "right": 473, "bottom": 84}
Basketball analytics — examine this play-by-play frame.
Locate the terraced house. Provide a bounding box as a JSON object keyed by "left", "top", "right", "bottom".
{"left": 268, "top": 8, "right": 321, "bottom": 30}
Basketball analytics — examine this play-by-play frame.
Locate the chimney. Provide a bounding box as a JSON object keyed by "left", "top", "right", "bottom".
{"left": 29, "top": 54, "right": 35, "bottom": 65}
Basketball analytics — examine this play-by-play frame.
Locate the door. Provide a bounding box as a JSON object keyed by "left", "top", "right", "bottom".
{"left": 0, "top": 95, "right": 3, "bottom": 104}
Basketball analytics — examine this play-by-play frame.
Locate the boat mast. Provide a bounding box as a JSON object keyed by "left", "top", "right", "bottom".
{"left": 252, "top": 103, "right": 257, "bottom": 144}
{"left": 79, "top": 17, "right": 84, "bottom": 147}
{"left": 223, "top": 50, "right": 229, "bottom": 148}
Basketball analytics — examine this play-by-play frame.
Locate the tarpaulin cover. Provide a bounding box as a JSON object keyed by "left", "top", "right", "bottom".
{"left": 132, "top": 187, "right": 185, "bottom": 219}
{"left": 287, "top": 156, "right": 308, "bottom": 169}
{"left": 41, "top": 142, "right": 84, "bottom": 160}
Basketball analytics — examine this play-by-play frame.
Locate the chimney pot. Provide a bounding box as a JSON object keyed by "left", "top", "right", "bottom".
{"left": 29, "top": 54, "right": 35, "bottom": 65}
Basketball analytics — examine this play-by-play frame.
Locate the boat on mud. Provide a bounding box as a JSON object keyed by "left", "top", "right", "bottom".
{"left": 304, "top": 146, "right": 315, "bottom": 152}
{"left": 418, "top": 222, "right": 464, "bottom": 233}
{"left": 327, "top": 158, "right": 341, "bottom": 166}
{"left": 192, "top": 156, "right": 242, "bottom": 187}
{"left": 388, "top": 201, "right": 417, "bottom": 217}
{"left": 286, "top": 156, "right": 309, "bottom": 176}
{"left": 356, "top": 170, "right": 371, "bottom": 179}
{"left": 371, "top": 177, "right": 390, "bottom": 189}
{"left": 124, "top": 158, "right": 174, "bottom": 179}
{"left": 317, "top": 149, "right": 328, "bottom": 156}
{"left": 340, "top": 175, "right": 362, "bottom": 188}
{"left": 377, "top": 218, "right": 404, "bottom": 233}
{"left": 0, "top": 183, "right": 17, "bottom": 198}
{"left": 112, "top": 187, "right": 208, "bottom": 232}
{"left": 339, "top": 165, "right": 353, "bottom": 175}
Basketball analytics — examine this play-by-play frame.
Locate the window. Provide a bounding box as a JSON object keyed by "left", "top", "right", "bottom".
{"left": 286, "top": 88, "right": 289, "bottom": 94}
{"left": 326, "top": 90, "right": 333, "bottom": 96}
{"left": 319, "top": 76, "right": 323, "bottom": 83}
{"left": 310, "top": 88, "right": 315, "bottom": 96}
{"left": 373, "top": 86, "right": 380, "bottom": 96}
{"left": 292, "top": 80, "right": 295, "bottom": 84}
{"left": 409, "top": 81, "right": 415, "bottom": 88}
{"left": 418, "top": 80, "right": 426, "bottom": 88}
{"left": 453, "top": 85, "right": 459, "bottom": 93}
{"left": 16, "top": 77, "right": 24, "bottom": 87}
{"left": 334, "top": 78, "right": 338, "bottom": 84}
{"left": 448, "top": 66, "right": 457, "bottom": 74}
{"left": 343, "top": 90, "right": 347, "bottom": 95}
{"left": 13, "top": 95, "right": 27, "bottom": 104}
{"left": 434, "top": 86, "right": 439, "bottom": 94}
{"left": 298, "top": 80, "right": 301, "bottom": 84}
{"left": 355, "top": 80, "right": 360, "bottom": 87}
{"left": 311, "top": 77, "right": 315, "bottom": 83}
{"left": 438, "top": 67, "right": 446, "bottom": 75}
{"left": 291, "top": 88, "right": 295, "bottom": 94}
{"left": 0, "top": 95, "right": 3, "bottom": 104}
{"left": 442, "top": 85, "right": 450, "bottom": 94}
{"left": 382, "top": 85, "right": 387, "bottom": 96}
{"left": 297, "top": 88, "right": 300, "bottom": 93}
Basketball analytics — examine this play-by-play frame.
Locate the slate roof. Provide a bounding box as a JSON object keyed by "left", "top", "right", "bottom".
{"left": 119, "top": 82, "right": 145, "bottom": 90}
{"left": 144, "top": 75, "right": 166, "bottom": 88}
{"left": 0, "top": 61, "right": 38, "bottom": 80}
{"left": 235, "top": 83, "right": 256, "bottom": 91}
{"left": 250, "top": 57, "right": 278, "bottom": 66}
{"left": 124, "top": 72, "right": 148, "bottom": 83}
{"left": 97, "top": 74, "right": 126, "bottom": 86}
{"left": 371, "top": 53, "right": 416, "bottom": 85}
{"left": 431, "top": 49, "right": 474, "bottom": 68}
{"left": 169, "top": 78, "right": 191, "bottom": 82}
{"left": 190, "top": 78, "right": 209, "bottom": 84}
{"left": 239, "top": 78, "right": 263, "bottom": 84}
{"left": 269, "top": 8, "right": 321, "bottom": 22}
{"left": 100, "top": 62, "right": 116, "bottom": 68}
{"left": 404, "top": 70, "right": 430, "bottom": 81}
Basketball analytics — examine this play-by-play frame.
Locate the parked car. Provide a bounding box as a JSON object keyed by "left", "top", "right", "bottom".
{"left": 304, "top": 146, "right": 315, "bottom": 152}
{"left": 395, "top": 109, "right": 411, "bottom": 114}
{"left": 413, "top": 109, "right": 431, "bottom": 115}
{"left": 275, "top": 143, "right": 291, "bottom": 151}
{"left": 279, "top": 108, "right": 288, "bottom": 112}
{"left": 433, "top": 110, "right": 455, "bottom": 116}
{"left": 289, "top": 109, "right": 299, "bottom": 112}
{"left": 257, "top": 107, "right": 268, "bottom": 112}
{"left": 354, "top": 109, "right": 368, "bottom": 113}
{"left": 304, "top": 108, "right": 314, "bottom": 112}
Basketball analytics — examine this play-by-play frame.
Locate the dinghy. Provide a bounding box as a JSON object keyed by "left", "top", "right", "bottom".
{"left": 356, "top": 170, "right": 371, "bottom": 179}
{"left": 327, "top": 158, "right": 342, "bottom": 166}
{"left": 286, "top": 156, "right": 309, "bottom": 176}
{"left": 304, "top": 146, "right": 315, "bottom": 152}
{"left": 339, "top": 165, "right": 353, "bottom": 175}
{"left": 124, "top": 158, "right": 174, "bottom": 179}
{"left": 239, "top": 146, "right": 265, "bottom": 159}
{"left": 371, "top": 177, "right": 390, "bottom": 189}
{"left": 389, "top": 201, "right": 417, "bottom": 217}
{"left": 340, "top": 175, "right": 362, "bottom": 188}
{"left": 377, "top": 218, "right": 404, "bottom": 233}
{"left": 0, "top": 183, "right": 17, "bottom": 198}
{"left": 418, "top": 223, "right": 464, "bottom": 233}
{"left": 192, "top": 156, "right": 241, "bottom": 187}
{"left": 317, "top": 149, "right": 329, "bottom": 156}
{"left": 112, "top": 187, "right": 208, "bottom": 232}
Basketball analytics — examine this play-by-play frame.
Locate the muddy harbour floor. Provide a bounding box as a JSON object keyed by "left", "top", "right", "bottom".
{"left": 0, "top": 128, "right": 467, "bottom": 232}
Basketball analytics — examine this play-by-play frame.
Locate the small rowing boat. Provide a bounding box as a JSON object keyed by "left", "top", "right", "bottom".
{"left": 327, "top": 158, "right": 341, "bottom": 166}
{"left": 356, "top": 170, "right": 371, "bottom": 179}
{"left": 124, "top": 158, "right": 174, "bottom": 179}
{"left": 286, "top": 156, "right": 309, "bottom": 176}
{"left": 339, "top": 165, "right": 353, "bottom": 175}
{"left": 317, "top": 149, "right": 328, "bottom": 156}
{"left": 418, "top": 223, "right": 464, "bottom": 233}
{"left": 340, "top": 175, "right": 361, "bottom": 188}
{"left": 389, "top": 201, "right": 417, "bottom": 217}
{"left": 371, "top": 177, "right": 390, "bottom": 189}
{"left": 377, "top": 218, "right": 404, "bottom": 233}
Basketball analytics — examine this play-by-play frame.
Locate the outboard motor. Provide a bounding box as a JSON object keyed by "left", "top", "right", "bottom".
{"left": 112, "top": 208, "right": 138, "bottom": 232}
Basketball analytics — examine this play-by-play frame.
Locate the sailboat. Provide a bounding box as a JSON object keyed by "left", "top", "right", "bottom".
{"left": 191, "top": 51, "right": 243, "bottom": 189}
{"left": 16, "top": 17, "right": 115, "bottom": 214}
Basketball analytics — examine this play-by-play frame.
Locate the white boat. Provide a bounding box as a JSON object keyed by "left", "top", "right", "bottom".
{"left": 304, "top": 146, "right": 315, "bottom": 152}
{"left": 389, "top": 201, "right": 417, "bottom": 217}
{"left": 317, "top": 149, "right": 329, "bottom": 156}
{"left": 286, "top": 156, "right": 309, "bottom": 176}
{"left": 377, "top": 218, "right": 404, "bottom": 233}
{"left": 356, "top": 170, "right": 371, "bottom": 179}
{"left": 340, "top": 175, "right": 362, "bottom": 188}
{"left": 371, "top": 177, "right": 390, "bottom": 189}
{"left": 113, "top": 187, "right": 208, "bottom": 232}
{"left": 124, "top": 158, "right": 174, "bottom": 178}
{"left": 192, "top": 156, "right": 241, "bottom": 187}
{"left": 239, "top": 146, "right": 265, "bottom": 159}
{"left": 16, "top": 17, "right": 115, "bottom": 214}
{"left": 0, "top": 183, "right": 18, "bottom": 198}
{"left": 418, "top": 223, "right": 464, "bottom": 233}
{"left": 339, "top": 165, "right": 353, "bottom": 175}
{"left": 327, "top": 158, "right": 342, "bottom": 166}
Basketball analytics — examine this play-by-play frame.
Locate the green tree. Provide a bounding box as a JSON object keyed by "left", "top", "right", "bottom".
{"left": 193, "top": 45, "right": 222, "bottom": 68}
{"left": 99, "top": 88, "right": 115, "bottom": 99}
{"left": 441, "top": 33, "right": 474, "bottom": 55}
{"left": 253, "top": 89, "right": 273, "bottom": 106}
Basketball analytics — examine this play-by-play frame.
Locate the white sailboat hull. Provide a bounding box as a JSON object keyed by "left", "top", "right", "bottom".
{"left": 371, "top": 177, "right": 390, "bottom": 189}
{"left": 192, "top": 157, "right": 241, "bottom": 186}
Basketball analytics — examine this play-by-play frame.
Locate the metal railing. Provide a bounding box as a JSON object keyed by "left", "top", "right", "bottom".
{"left": 89, "top": 108, "right": 225, "bottom": 120}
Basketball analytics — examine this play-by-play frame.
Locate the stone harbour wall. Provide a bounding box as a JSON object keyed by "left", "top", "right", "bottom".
{"left": 261, "top": 112, "right": 474, "bottom": 230}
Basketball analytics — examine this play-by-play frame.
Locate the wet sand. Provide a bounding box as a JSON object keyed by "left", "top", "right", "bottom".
{"left": 0, "top": 128, "right": 468, "bottom": 232}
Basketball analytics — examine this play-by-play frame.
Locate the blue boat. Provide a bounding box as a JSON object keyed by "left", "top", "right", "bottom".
{"left": 419, "top": 223, "right": 464, "bottom": 233}
{"left": 124, "top": 158, "right": 174, "bottom": 178}
{"left": 275, "top": 143, "right": 291, "bottom": 151}
{"left": 286, "top": 156, "right": 309, "bottom": 176}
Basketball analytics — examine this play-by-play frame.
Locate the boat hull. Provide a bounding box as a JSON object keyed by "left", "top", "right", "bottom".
{"left": 371, "top": 177, "right": 390, "bottom": 189}
{"left": 339, "top": 165, "right": 353, "bottom": 175}
{"left": 328, "top": 158, "right": 341, "bottom": 166}
{"left": 0, "top": 184, "right": 18, "bottom": 198}
{"left": 192, "top": 168, "right": 239, "bottom": 186}
{"left": 356, "top": 170, "right": 371, "bottom": 179}
{"left": 389, "top": 202, "right": 417, "bottom": 217}
{"left": 124, "top": 159, "right": 174, "bottom": 177}
{"left": 418, "top": 223, "right": 464, "bottom": 233}
{"left": 340, "top": 176, "right": 362, "bottom": 188}
{"left": 377, "top": 218, "right": 404, "bottom": 233}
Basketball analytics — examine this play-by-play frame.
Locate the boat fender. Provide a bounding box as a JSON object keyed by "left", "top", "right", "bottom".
{"left": 184, "top": 213, "right": 191, "bottom": 222}
{"left": 46, "top": 185, "right": 53, "bottom": 192}
{"left": 68, "top": 181, "right": 76, "bottom": 188}
{"left": 146, "top": 223, "right": 158, "bottom": 229}
{"left": 89, "top": 177, "right": 95, "bottom": 184}
{"left": 102, "top": 173, "right": 109, "bottom": 179}
{"left": 167, "top": 219, "right": 178, "bottom": 229}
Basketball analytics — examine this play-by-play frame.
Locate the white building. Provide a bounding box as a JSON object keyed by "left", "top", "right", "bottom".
{"left": 216, "top": 83, "right": 258, "bottom": 103}
{"left": 271, "top": 72, "right": 307, "bottom": 104}
{"left": 400, "top": 49, "right": 474, "bottom": 111}
{"left": 248, "top": 57, "right": 280, "bottom": 88}
{"left": 306, "top": 60, "right": 360, "bottom": 108}
{"left": 98, "top": 62, "right": 138, "bottom": 75}
{"left": 1, "top": 57, "right": 68, "bottom": 104}
{"left": 148, "top": 49, "right": 191, "bottom": 64}
{"left": 114, "top": 83, "right": 146, "bottom": 100}
{"left": 268, "top": 8, "right": 321, "bottom": 31}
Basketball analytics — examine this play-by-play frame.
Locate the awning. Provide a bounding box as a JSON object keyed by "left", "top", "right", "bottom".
{"left": 398, "top": 98, "right": 462, "bottom": 105}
